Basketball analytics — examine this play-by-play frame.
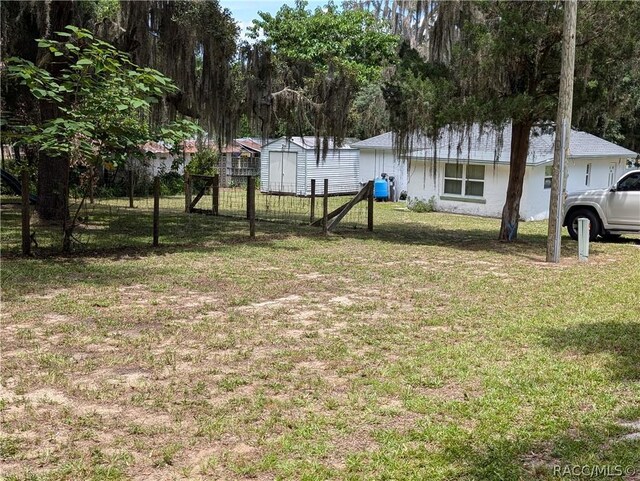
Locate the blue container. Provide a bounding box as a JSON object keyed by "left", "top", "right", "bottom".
{"left": 374, "top": 178, "right": 389, "bottom": 200}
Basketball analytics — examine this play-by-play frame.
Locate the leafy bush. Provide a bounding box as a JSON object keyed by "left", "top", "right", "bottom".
{"left": 159, "top": 171, "right": 184, "bottom": 196}
{"left": 408, "top": 196, "right": 436, "bottom": 213}
{"left": 186, "top": 148, "right": 219, "bottom": 177}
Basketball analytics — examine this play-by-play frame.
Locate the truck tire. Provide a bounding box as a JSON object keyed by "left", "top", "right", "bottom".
{"left": 566, "top": 209, "right": 601, "bottom": 241}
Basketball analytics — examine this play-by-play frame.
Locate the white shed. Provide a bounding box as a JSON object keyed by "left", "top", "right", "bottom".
{"left": 260, "top": 137, "right": 361, "bottom": 196}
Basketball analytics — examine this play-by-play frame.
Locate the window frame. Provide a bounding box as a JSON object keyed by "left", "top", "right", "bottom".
{"left": 544, "top": 165, "right": 552, "bottom": 189}
{"left": 443, "top": 163, "right": 485, "bottom": 198}
{"left": 617, "top": 172, "right": 640, "bottom": 192}
{"left": 585, "top": 163, "right": 591, "bottom": 186}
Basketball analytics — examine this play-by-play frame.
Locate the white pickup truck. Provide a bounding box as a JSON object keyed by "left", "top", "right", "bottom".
{"left": 563, "top": 169, "right": 640, "bottom": 241}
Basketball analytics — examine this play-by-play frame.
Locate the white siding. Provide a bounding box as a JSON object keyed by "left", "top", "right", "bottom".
{"left": 260, "top": 139, "right": 306, "bottom": 193}
{"left": 359, "top": 148, "right": 408, "bottom": 194}
{"left": 146, "top": 153, "right": 192, "bottom": 176}
{"left": 519, "top": 164, "right": 550, "bottom": 220}
{"left": 408, "top": 160, "right": 511, "bottom": 218}
{"left": 566, "top": 156, "right": 628, "bottom": 191}
{"left": 261, "top": 137, "right": 360, "bottom": 195}
{"left": 299, "top": 148, "right": 360, "bottom": 196}
{"left": 521, "top": 156, "right": 630, "bottom": 220}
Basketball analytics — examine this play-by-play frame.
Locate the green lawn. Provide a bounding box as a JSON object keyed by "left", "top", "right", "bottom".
{"left": 1, "top": 197, "right": 639, "bottom": 480}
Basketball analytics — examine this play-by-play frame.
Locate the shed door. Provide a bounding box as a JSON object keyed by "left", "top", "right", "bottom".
{"left": 268, "top": 152, "right": 297, "bottom": 193}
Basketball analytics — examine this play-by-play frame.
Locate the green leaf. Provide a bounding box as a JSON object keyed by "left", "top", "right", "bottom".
{"left": 116, "top": 104, "right": 128, "bottom": 111}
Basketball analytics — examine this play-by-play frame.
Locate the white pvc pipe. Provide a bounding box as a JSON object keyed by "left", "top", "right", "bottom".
{"left": 578, "top": 217, "right": 590, "bottom": 262}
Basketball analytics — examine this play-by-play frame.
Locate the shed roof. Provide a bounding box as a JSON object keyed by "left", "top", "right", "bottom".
{"left": 264, "top": 136, "right": 360, "bottom": 150}
{"left": 353, "top": 124, "right": 637, "bottom": 165}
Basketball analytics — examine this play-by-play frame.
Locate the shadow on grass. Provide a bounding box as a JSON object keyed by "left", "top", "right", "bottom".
{"left": 334, "top": 221, "right": 567, "bottom": 262}
{"left": 439, "top": 426, "right": 638, "bottom": 480}
{"left": 542, "top": 321, "right": 640, "bottom": 381}
{"left": 2, "top": 202, "right": 636, "bottom": 264}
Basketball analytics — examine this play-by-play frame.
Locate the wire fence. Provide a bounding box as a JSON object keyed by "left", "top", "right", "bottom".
{"left": 1, "top": 176, "right": 370, "bottom": 255}
{"left": 190, "top": 179, "right": 368, "bottom": 229}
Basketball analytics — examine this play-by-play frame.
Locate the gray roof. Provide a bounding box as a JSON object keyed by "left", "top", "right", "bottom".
{"left": 264, "top": 136, "right": 360, "bottom": 150}
{"left": 353, "top": 124, "right": 637, "bottom": 165}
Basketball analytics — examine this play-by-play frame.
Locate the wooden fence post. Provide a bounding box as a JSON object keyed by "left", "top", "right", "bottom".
{"left": 212, "top": 173, "right": 219, "bottom": 216}
{"left": 129, "top": 169, "right": 134, "bottom": 208}
{"left": 21, "top": 170, "right": 31, "bottom": 256}
{"left": 184, "top": 172, "right": 191, "bottom": 213}
{"left": 248, "top": 176, "right": 256, "bottom": 238}
{"left": 367, "top": 180, "right": 374, "bottom": 231}
{"left": 310, "top": 179, "right": 316, "bottom": 224}
{"left": 322, "top": 178, "right": 329, "bottom": 236}
{"left": 153, "top": 176, "right": 160, "bottom": 247}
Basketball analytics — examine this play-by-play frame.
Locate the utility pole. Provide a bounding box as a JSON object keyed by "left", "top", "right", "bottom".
{"left": 547, "top": 0, "right": 577, "bottom": 263}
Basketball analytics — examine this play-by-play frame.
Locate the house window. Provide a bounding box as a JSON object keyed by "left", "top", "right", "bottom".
{"left": 544, "top": 165, "right": 552, "bottom": 189}
{"left": 585, "top": 163, "right": 591, "bottom": 186}
{"left": 443, "top": 163, "right": 485, "bottom": 197}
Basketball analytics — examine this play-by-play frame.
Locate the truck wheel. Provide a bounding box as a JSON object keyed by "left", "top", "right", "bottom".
{"left": 566, "top": 209, "right": 601, "bottom": 241}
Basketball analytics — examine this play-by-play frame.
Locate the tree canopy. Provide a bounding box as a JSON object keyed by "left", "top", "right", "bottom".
{"left": 243, "top": 0, "right": 398, "bottom": 152}
{"left": 7, "top": 26, "right": 199, "bottom": 168}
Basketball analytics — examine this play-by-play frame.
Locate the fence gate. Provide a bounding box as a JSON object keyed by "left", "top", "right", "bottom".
{"left": 185, "top": 173, "right": 219, "bottom": 215}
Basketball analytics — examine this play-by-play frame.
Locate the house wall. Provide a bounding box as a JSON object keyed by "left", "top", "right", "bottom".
{"left": 408, "top": 160, "right": 511, "bottom": 217}
{"left": 146, "top": 153, "right": 193, "bottom": 177}
{"left": 359, "top": 148, "right": 408, "bottom": 195}
{"left": 148, "top": 154, "right": 176, "bottom": 176}
{"left": 522, "top": 156, "right": 631, "bottom": 220}
{"left": 409, "top": 156, "right": 633, "bottom": 221}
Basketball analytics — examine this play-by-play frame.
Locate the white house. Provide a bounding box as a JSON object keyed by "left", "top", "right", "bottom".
{"left": 260, "top": 136, "right": 361, "bottom": 196}
{"left": 139, "top": 140, "right": 206, "bottom": 176}
{"left": 405, "top": 124, "right": 638, "bottom": 220}
{"left": 352, "top": 133, "right": 409, "bottom": 197}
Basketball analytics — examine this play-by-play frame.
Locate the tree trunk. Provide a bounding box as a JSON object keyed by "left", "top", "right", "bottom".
{"left": 34, "top": 1, "right": 76, "bottom": 222}
{"left": 37, "top": 154, "right": 70, "bottom": 221}
{"left": 498, "top": 119, "right": 533, "bottom": 242}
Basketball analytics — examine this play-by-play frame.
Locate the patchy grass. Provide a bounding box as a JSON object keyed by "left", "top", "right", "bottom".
{"left": 1, "top": 197, "right": 639, "bottom": 480}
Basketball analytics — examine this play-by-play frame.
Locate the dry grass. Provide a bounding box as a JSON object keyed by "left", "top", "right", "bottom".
{"left": 1, "top": 198, "right": 639, "bottom": 480}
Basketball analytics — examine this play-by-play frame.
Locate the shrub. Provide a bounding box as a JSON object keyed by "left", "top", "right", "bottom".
{"left": 186, "top": 148, "right": 219, "bottom": 177}
{"left": 159, "top": 171, "right": 184, "bottom": 196}
{"left": 408, "top": 196, "right": 436, "bottom": 213}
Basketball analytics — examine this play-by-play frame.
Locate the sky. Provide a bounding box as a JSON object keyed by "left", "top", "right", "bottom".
{"left": 219, "top": 1, "right": 326, "bottom": 40}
